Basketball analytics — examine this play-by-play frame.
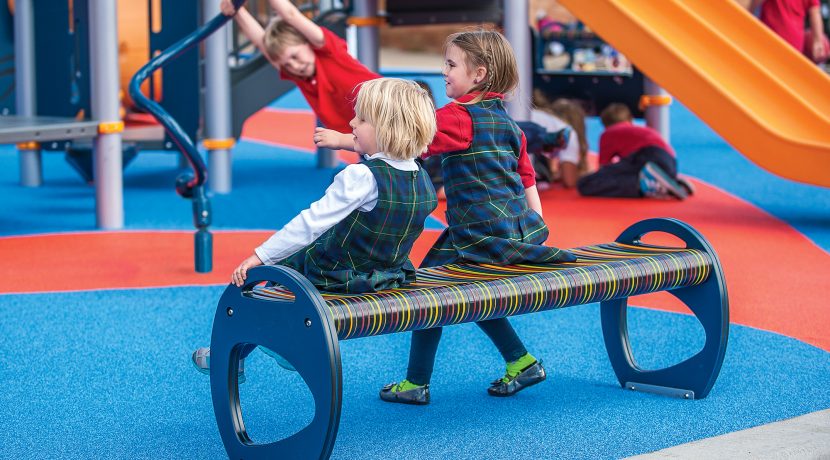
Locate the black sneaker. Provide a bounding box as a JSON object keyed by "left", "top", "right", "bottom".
{"left": 379, "top": 381, "right": 430, "bottom": 405}
{"left": 487, "top": 361, "right": 546, "bottom": 397}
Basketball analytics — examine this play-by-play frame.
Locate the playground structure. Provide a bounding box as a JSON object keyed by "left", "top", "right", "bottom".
{"left": 0, "top": 1, "right": 661, "bottom": 217}
{"left": 0, "top": 0, "right": 203, "bottom": 230}
{"left": 0, "top": 1, "right": 369, "bottom": 212}
{"left": 0, "top": 0, "right": 306, "bottom": 272}
{"left": 1, "top": 0, "right": 829, "bottom": 267}
{"left": 128, "top": 1, "right": 251, "bottom": 273}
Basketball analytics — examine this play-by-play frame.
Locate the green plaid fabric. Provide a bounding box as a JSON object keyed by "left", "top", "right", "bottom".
{"left": 425, "top": 98, "right": 574, "bottom": 267}
{"left": 282, "top": 159, "right": 437, "bottom": 293}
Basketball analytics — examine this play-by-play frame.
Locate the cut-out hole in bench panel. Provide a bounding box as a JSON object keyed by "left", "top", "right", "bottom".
{"left": 625, "top": 291, "right": 705, "bottom": 371}
{"left": 637, "top": 231, "right": 687, "bottom": 248}
{"left": 237, "top": 345, "right": 314, "bottom": 444}
{"left": 247, "top": 281, "right": 295, "bottom": 303}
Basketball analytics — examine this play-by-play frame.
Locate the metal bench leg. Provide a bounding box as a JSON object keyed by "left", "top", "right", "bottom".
{"left": 210, "top": 265, "right": 342, "bottom": 459}
{"left": 601, "top": 218, "right": 729, "bottom": 399}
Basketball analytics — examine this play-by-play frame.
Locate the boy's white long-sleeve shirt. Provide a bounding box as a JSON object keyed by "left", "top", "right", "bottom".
{"left": 254, "top": 152, "right": 420, "bottom": 265}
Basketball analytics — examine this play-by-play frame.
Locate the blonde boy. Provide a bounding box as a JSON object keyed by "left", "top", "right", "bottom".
{"left": 221, "top": 0, "right": 379, "bottom": 132}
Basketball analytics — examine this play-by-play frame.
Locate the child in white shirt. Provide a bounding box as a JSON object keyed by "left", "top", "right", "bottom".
{"left": 192, "top": 78, "right": 438, "bottom": 379}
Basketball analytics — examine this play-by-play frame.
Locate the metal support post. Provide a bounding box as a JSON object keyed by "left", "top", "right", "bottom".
{"left": 346, "top": 22, "right": 358, "bottom": 59}
{"left": 504, "top": 0, "right": 531, "bottom": 121}
{"left": 644, "top": 78, "right": 671, "bottom": 143}
{"left": 316, "top": 0, "right": 376, "bottom": 169}
{"left": 316, "top": 119, "right": 338, "bottom": 168}
{"left": 89, "top": 0, "right": 124, "bottom": 229}
{"left": 13, "top": 0, "right": 41, "bottom": 187}
{"left": 352, "top": 0, "right": 379, "bottom": 73}
{"left": 203, "top": 0, "right": 233, "bottom": 193}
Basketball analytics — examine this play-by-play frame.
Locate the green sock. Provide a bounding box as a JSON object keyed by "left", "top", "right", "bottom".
{"left": 394, "top": 379, "right": 424, "bottom": 392}
{"left": 503, "top": 353, "right": 537, "bottom": 382}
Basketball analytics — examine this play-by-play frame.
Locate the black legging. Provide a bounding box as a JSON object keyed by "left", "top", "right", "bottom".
{"left": 577, "top": 146, "right": 677, "bottom": 198}
{"left": 406, "top": 318, "right": 527, "bottom": 385}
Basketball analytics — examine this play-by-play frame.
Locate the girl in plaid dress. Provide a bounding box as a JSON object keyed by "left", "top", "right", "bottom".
{"left": 191, "top": 78, "right": 438, "bottom": 380}
{"left": 380, "top": 30, "right": 576, "bottom": 406}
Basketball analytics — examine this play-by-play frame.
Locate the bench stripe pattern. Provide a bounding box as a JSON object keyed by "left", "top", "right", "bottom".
{"left": 253, "top": 242, "right": 712, "bottom": 340}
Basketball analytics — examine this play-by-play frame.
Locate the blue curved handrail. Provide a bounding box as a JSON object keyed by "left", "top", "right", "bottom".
{"left": 128, "top": 0, "right": 246, "bottom": 273}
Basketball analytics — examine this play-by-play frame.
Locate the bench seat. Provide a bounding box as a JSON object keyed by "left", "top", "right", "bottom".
{"left": 207, "top": 217, "right": 729, "bottom": 460}
{"left": 251, "top": 242, "right": 712, "bottom": 340}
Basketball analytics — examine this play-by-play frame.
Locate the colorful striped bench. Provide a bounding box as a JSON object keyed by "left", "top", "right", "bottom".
{"left": 208, "top": 218, "right": 729, "bottom": 459}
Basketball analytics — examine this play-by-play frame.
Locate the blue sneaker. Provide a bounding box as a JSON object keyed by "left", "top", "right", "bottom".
{"left": 191, "top": 347, "right": 246, "bottom": 384}
{"left": 675, "top": 175, "right": 696, "bottom": 196}
{"left": 639, "top": 162, "right": 688, "bottom": 200}
{"left": 258, "top": 346, "right": 296, "bottom": 371}
{"left": 542, "top": 127, "right": 572, "bottom": 155}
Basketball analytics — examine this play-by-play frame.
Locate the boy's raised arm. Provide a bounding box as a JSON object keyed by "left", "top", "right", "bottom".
{"left": 268, "top": 0, "right": 325, "bottom": 47}
{"left": 219, "top": 1, "right": 273, "bottom": 64}
{"left": 233, "top": 7, "right": 268, "bottom": 53}
{"left": 808, "top": 5, "right": 828, "bottom": 63}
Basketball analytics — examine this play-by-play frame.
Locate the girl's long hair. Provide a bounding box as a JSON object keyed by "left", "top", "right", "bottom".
{"left": 444, "top": 29, "right": 518, "bottom": 104}
{"left": 535, "top": 90, "right": 589, "bottom": 175}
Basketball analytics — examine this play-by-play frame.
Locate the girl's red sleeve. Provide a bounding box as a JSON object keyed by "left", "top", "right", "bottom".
{"left": 517, "top": 131, "right": 537, "bottom": 188}
{"left": 422, "top": 101, "right": 536, "bottom": 187}
{"left": 423, "top": 103, "right": 472, "bottom": 159}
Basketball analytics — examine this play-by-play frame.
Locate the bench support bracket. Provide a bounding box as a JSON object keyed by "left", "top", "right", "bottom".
{"left": 601, "top": 218, "right": 729, "bottom": 399}
{"left": 210, "top": 265, "right": 342, "bottom": 460}
{"left": 624, "top": 382, "right": 695, "bottom": 400}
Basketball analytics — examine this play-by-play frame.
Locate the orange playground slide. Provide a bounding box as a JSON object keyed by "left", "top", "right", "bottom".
{"left": 558, "top": 0, "right": 830, "bottom": 188}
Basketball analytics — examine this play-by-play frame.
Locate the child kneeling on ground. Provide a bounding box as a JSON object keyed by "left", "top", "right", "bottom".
{"left": 577, "top": 103, "right": 693, "bottom": 200}
{"left": 191, "top": 78, "right": 438, "bottom": 380}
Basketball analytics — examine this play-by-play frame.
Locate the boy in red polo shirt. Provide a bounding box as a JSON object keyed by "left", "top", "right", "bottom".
{"left": 577, "top": 103, "right": 691, "bottom": 199}
{"left": 751, "top": 0, "right": 829, "bottom": 64}
{"left": 220, "top": 0, "right": 380, "bottom": 132}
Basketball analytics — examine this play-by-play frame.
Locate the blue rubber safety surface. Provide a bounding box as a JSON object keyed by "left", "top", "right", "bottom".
{"left": 0, "top": 287, "right": 827, "bottom": 459}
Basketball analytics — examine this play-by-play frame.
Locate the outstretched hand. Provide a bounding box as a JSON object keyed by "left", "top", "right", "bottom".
{"left": 313, "top": 127, "right": 353, "bottom": 150}
{"left": 812, "top": 35, "right": 829, "bottom": 63}
{"left": 219, "top": 0, "right": 237, "bottom": 16}
{"left": 231, "top": 254, "right": 264, "bottom": 287}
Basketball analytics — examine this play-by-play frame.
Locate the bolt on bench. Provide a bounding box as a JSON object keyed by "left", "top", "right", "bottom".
{"left": 208, "top": 217, "right": 729, "bottom": 459}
